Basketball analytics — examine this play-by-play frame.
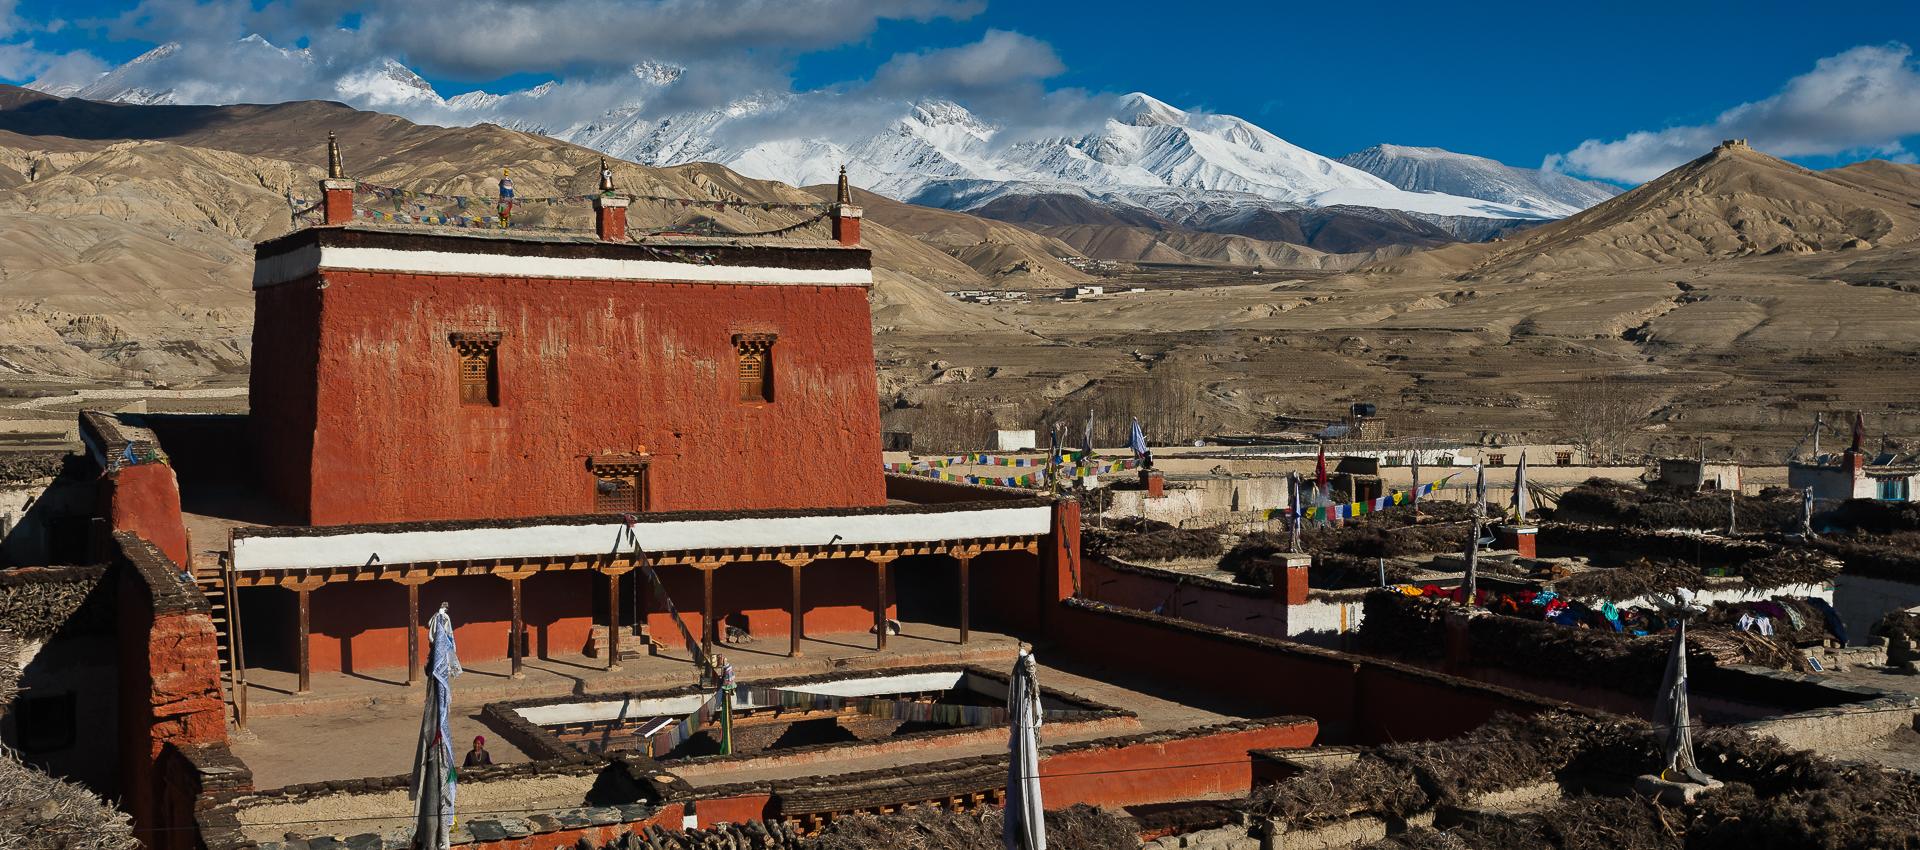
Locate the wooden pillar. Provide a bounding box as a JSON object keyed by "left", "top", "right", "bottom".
{"left": 606, "top": 569, "right": 624, "bottom": 671}
{"left": 780, "top": 557, "right": 812, "bottom": 658}
{"left": 956, "top": 553, "right": 974, "bottom": 645}
{"left": 869, "top": 556, "right": 896, "bottom": 650}
{"left": 286, "top": 578, "right": 324, "bottom": 694}
{"left": 702, "top": 564, "right": 716, "bottom": 658}
{"left": 398, "top": 578, "right": 426, "bottom": 686}
{"left": 506, "top": 574, "right": 528, "bottom": 679}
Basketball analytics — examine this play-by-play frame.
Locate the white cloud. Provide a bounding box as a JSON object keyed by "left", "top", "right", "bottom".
{"left": 1548, "top": 43, "right": 1920, "bottom": 183}
{"left": 869, "top": 28, "right": 1061, "bottom": 96}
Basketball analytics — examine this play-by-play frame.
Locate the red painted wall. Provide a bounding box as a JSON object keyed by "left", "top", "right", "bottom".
{"left": 243, "top": 572, "right": 597, "bottom": 674}
{"left": 1046, "top": 602, "right": 1551, "bottom": 744}
{"left": 1082, "top": 559, "right": 1290, "bottom": 640}
{"left": 249, "top": 274, "right": 321, "bottom": 515}
{"left": 1039, "top": 722, "right": 1316, "bottom": 808}
{"left": 254, "top": 270, "right": 885, "bottom": 525}
{"left": 645, "top": 559, "right": 894, "bottom": 650}
{"left": 101, "top": 463, "right": 192, "bottom": 568}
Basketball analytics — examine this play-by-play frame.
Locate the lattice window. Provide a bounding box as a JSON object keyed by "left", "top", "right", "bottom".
{"left": 1487, "top": 454, "right": 1505, "bottom": 467}
{"left": 1555, "top": 451, "right": 1573, "bottom": 466}
{"left": 451, "top": 332, "right": 501, "bottom": 407}
{"left": 592, "top": 460, "right": 648, "bottom": 514}
{"left": 734, "top": 333, "right": 776, "bottom": 403}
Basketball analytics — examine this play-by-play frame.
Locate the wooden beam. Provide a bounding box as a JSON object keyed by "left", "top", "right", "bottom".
{"left": 296, "top": 586, "right": 312, "bottom": 694}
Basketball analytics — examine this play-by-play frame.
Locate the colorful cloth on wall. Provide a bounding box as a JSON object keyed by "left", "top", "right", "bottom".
{"left": 1264, "top": 475, "right": 1457, "bottom": 523}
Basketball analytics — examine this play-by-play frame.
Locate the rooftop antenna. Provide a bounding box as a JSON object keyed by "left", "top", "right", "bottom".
{"left": 327, "top": 130, "right": 344, "bottom": 179}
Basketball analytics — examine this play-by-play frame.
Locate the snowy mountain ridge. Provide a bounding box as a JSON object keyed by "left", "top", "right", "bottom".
{"left": 34, "top": 38, "right": 1607, "bottom": 224}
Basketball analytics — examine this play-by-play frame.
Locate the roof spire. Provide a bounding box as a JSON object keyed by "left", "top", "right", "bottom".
{"left": 598, "top": 158, "right": 614, "bottom": 194}
{"left": 836, "top": 163, "right": 851, "bottom": 205}
{"left": 327, "top": 130, "right": 345, "bottom": 179}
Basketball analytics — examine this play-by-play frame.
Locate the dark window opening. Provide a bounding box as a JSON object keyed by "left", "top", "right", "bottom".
{"left": 733, "top": 333, "right": 776, "bottom": 404}
{"left": 593, "top": 461, "right": 649, "bottom": 514}
{"left": 16, "top": 692, "right": 77, "bottom": 753}
{"left": 1487, "top": 454, "right": 1505, "bottom": 467}
{"left": 451, "top": 332, "right": 502, "bottom": 407}
{"left": 1555, "top": 451, "right": 1573, "bottom": 466}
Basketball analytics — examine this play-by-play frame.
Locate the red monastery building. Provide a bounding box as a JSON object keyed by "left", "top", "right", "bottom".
{"left": 89, "top": 146, "right": 1072, "bottom": 698}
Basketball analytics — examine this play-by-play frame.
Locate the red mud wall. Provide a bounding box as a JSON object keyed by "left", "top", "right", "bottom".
{"left": 262, "top": 270, "right": 885, "bottom": 525}
{"left": 99, "top": 463, "right": 192, "bottom": 568}
{"left": 1039, "top": 721, "right": 1316, "bottom": 808}
{"left": 1082, "top": 559, "right": 1290, "bottom": 640}
{"left": 293, "top": 572, "right": 595, "bottom": 674}
{"left": 1046, "top": 600, "right": 1552, "bottom": 744}
{"left": 112, "top": 532, "right": 232, "bottom": 847}
{"left": 248, "top": 274, "right": 321, "bottom": 516}
{"left": 646, "top": 559, "right": 894, "bottom": 650}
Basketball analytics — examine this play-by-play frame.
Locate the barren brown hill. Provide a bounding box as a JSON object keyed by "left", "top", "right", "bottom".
{"left": 800, "top": 185, "right": 1090, "bottom": 288}
{"left": 1039, "top": 223, "right": 1373, "bottom": 270}
{"left": 1446, "top": 141, "right": 1920, "bottom": 279}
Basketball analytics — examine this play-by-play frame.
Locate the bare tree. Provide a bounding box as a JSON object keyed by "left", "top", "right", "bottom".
{"left": 1546, "top": 376, "right": 1658, "bottom": 462}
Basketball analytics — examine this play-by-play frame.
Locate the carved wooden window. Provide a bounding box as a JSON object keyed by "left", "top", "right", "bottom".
{"left": 734, "top": 333, "right": 776, "bottom": 404}
{"left": 451, "top": 332, "right": 501, "bottom": 407}
{"left": 592, "top": 459, "right": 649, "bottom": 514}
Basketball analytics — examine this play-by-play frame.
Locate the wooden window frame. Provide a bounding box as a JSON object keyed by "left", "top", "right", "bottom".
{"left": 450, "top": 331, "right": 502, "bottom": 407}
{"left": 591, "top": 456, "right": 650, "bottom": 514}
{"left": 1555, "top": 451, "right": 1573, "bottom": 466}
{"left": 733, "top": 332, "right": 776, "bottom": 404}
{"left": 1487, "top": 454, "right": 1505, "bottom": 467}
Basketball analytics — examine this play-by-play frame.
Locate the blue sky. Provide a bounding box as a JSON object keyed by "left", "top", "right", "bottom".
{"left": 3, "top": 0, "right": 1918, "bottom": 182}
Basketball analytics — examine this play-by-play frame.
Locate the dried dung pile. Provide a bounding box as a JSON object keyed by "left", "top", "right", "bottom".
{"left": 804, "top": 805, "right": 1138, "bottom": 850}
{"left": 1557, "top": 479, "right": 1799, "bottom": 532}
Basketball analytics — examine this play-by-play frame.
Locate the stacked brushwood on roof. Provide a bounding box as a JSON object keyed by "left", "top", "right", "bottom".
{"left": 1552, "top": 557, "right": 1708, "bottom": 599}
{"left": 1556, "top": 478, "right": 1800, "bottom": 531}
{"left": 558, "top": 807, "right": 1140, "bottom": 850}
{"left": 0, "top": 451, "right": 67, "bottom": 485}
{"left": 1223, "top": 504, "right": 1472, "bottom": 589}
{"left": 1085, "top": 517, "right": 1224, "bottom": 562}
{"left": 0, "top": 566, "right": 112, "bottom": 641}
{"left": 0, "top": 629, "right": 139, "bottom": 850}
{"left": 805, "top": 806, "right": 1139, "bottom": 850}
{"left": 1252, "top": 710, "right": 1920, "bottom": 850}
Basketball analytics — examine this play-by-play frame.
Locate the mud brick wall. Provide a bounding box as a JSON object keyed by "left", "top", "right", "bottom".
{"left": 112, "top": 531, "right": 232, "bottom": 847}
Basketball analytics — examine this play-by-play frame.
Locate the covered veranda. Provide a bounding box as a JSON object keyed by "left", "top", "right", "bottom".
{"left": 220, "top": 498, "right": 1066, "bottom": 726}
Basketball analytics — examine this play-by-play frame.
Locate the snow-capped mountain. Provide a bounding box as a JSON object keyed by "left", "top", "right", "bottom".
{"left": 34, "top": 40, "right": 1603, "bottom": 225}
{"left": 1338, "top": 144, "right": 1620, "bottom": 218}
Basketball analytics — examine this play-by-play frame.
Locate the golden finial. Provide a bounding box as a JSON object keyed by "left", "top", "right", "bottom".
{"left": 327, "top": 130, "right": 344, "bottom": 179}
{"left": 836, "top": 164, "right": 851, "bottom": 205}
{"left": 599, "top": 158, "right": 614, "bottom": 193}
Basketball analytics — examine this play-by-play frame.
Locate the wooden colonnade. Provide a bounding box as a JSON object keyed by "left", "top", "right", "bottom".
{"left": 226, "top": 535, "right": 1040, "bottom": 697}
